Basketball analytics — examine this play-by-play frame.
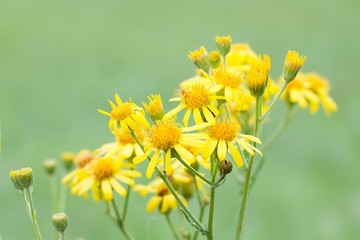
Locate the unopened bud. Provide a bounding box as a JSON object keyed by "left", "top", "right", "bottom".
{"left": 188, "top": 46, "right": 210, "bottom": 72}
{"left": 52, "top": 212, "right": 68, "bottom": 233}
{"left": 216, "top": 35, "right": 231, "bottom": 57}
{"left": 209, "top": 51, "right": 221, "bottom": 69}
{"left": 283, "top": 50, "right": 306, "bottom": 82}
{"left": 9, "top": 167, "right": 33, "bottom": 190}
{"left": 43, "top": 159, "right": 56, "bottom": 175}
{"left": 61, "top": 152, "right": 75, "bottom": 170}
{"left": 219, "top": 159, "right": 233, "bottom": 176}
{"left": 142, "top": 94, "right": 164, "bottom": 121}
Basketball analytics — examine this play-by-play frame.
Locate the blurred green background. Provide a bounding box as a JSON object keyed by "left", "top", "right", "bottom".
{"left": 1, "top": 0, "right": 359, "bottom": 239}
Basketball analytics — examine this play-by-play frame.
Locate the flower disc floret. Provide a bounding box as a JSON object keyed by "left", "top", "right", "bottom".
{"left": 208, "top": 121, "right": 240, "bottom": 142}
{"left": 180, "top": 85, "right": 210, "bottom": 109}
{"left": 93, "top": 158, "right": 114, "bottom": 181}
{"left": 150, "top": 120, "right": 182, "bottom": 151}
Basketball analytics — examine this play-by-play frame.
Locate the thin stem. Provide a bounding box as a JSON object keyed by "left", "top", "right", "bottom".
{"left": 260, "top": 82, "right": 287, "bottom": 122}
{"left": 130, "top": 132, "right": 207, "bottom": 234}
{"left": 176, "top": 155, "right": 212, "bottom": 186}
{"left": 25, "top": 188, "right": 43, "bottom": 240}
{"left": 122, "top": 184, "right": 132, "bottom": 221}
{"left": 58, "top": 232, "right": 64, "bottom": 240}
{"left": 192, "top": 176, "right": 207, "bottom": 240}
{"left": 235, "top": 97, "right": 261, "bottom": 240}
{"left": 206, "top": 155, "right": 219, "bottom": 240}
{"left": 165, "top": 213, "right": 181, "bottom": 240}
{"left": 110, "top": 199, "right": 134, "bottom": 240}
{"left": 224, "top": 103, "right": 233, "bottom": 122}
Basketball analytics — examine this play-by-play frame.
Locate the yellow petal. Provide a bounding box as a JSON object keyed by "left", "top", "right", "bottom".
{"left": 101, "top": 180, "right": 113, "bottom": 200}
{"left": 217, "top": 140, "right": 227, "bottom": 160}
{"left": 163, "top": 104, "right": 184, "bottom": 120}
{"left": 114, "top": 174, "right": 135, "bottom": 186}
{"left": 183, "top": 108, "right": 192, "bottom": 127}
{"left": 165, "top": 150, "right": 172, "bottom": 175}
{"left": 202, "top": 139, "right": 218, "bottom": 159}
{"left": 109, "top": 178, "right": 127, "bottom": 197}
{"left": 115, "top": 94, "right": 122, "bottom": 105}
{"left": 132, "top": 112, "right": 150, "bottom": 129}
{"left": 193, "top": 108, "right": 203, "bottom": 125}
{"left": 146, "top": 196, "right": 162, "bottom": 212}
{"left": 202, "top": 106, "right": 216, "bottom": 124}
{"left": 146, "top": 150, "right": 160, "bottom": 178}
{"left": 133, "top": 150, "right": 152, "bottom": 164}
{"left": 228, "top": 142, "right": 243, "bottom": 167}
{"left": 125, "top": 117, "right": 141, "bottom": 132}
{"left": 97, "top": 109, "right": 111, "bottom": 117}
{"left": 174, "top": 144, "right": 195, "bottom": 163}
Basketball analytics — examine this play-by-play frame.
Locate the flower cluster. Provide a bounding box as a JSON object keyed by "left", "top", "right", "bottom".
{"left": 52, "top": 35, "right": 337, "bottom": 239}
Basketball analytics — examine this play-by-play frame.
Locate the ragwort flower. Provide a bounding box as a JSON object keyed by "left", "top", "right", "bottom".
{"left": 98, "top": 94, "right": 150, "bottom": 134}
{"left": 133, "top": 119, "right": 208, "bottom": 178}
{"left": 163, "top": 84, "right": 222, "bottom": 126}
{"left": 203, "top": 119, "right": 261, "bottom": 167}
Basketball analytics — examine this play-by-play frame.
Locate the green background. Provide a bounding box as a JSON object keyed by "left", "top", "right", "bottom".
{"left": 1, "top": 0, "right": 359, "bottom": 239}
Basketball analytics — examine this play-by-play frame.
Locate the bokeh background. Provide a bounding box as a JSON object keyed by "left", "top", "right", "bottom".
{"left": 1, "top": 0, "right": 359, "bottom": 239}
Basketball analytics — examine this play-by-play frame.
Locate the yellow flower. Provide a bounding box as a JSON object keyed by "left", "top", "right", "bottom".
{"left": 133, "top": 119, "right": 209, "bottom": 178}
{"left": 95, "top": 129, "right": 147, "bottom": 160}
{"left": 62, "top": 149, "right": 96, "bottom": 188}
{"left": 69, "top": 157, "right": 141, "bottom": 201}
{"left": 283, "top": 72, "right": 337, "bottom": 115}
{"left": 163, "top": 84, "right": 222, "bottom": 126}
{"left": 306, "top": 73, "right": 337, "bottom": 115}
{"left": 246, "top": 54, "right": 271, "bottom": 97}
{"left": 142, "top": 94, "right": 164, "bottom": 122}
{"left": 134, "top": 178, "right": 187, "bottom": 213}
{"left": 98, "top": 94, "right": 150, "bottom": 134}
{"left": 283, "top": 50, "right": 306, "bottom": 82}
{"left": 203, "top": 120, "right": 261, "bottom": 167}
{"left": 206, "top": 66, "right": 250, "bottom": 107}
{"left": 10, "top": 167, "right": 33, "bottom": 190}
{"left": 226, "top": 43, "right": 258, "bottom": 72}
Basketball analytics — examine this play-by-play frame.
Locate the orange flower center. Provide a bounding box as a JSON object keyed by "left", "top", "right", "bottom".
{"left": 111, "top": 102, "right": 134, "bottom": 121}
{"left": 208, "top": 121, "right": 240, "bottom": 142}
{"left": 150, "top": 120, "right": 182, "bottom": 151}
{"left": 93, "top": 158, "right": 114, "bottom": 181}
{"left": 180, "top": 85, "right": 209, "bottom": 109}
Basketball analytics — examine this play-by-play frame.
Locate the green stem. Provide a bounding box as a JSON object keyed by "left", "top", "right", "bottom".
{"left": 235, "top": 97, "right": 261, "bottom": 240}
{"left": 260, "top": 82, "right": 287, "bottom": 122}
{"left": 192, "top": 176, "right": 206, "bottom": 240}
{"left": 111, "top": 199, "right": 134, "bottom": 240}
{"left": 206, "top": 156, "right": 219, "bottom": 240}
{"left": 165, "top": 213, "right": 181, "bottom": 240}
{"left": 130, "top": 132, "right": 207, "bottom": 234}
{"left": 25, "top": 188, "right": 43, "bottom": 240}
{"left": 122, "top": 184, "right": 132, "bottom": 222}
{"left": 176, "top": 155, "right": 212, "bottom": 186}
{"left": 58, "top": 232, "right": 64, "bottom": 240}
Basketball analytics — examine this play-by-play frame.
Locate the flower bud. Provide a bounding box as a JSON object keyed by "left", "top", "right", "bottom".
{"left": 216, "top": 35, "right": 231, "bottom": 57}
{"left": 246, "top": 54, "right": 271, "bottom": 97}
{"left": 43, "top": 159, "right": 56, "bottom": 175}
{"left": 209, "top": 51, "right": 221, "bottom": 69}
{"left": 9, "top": 167, "right": 33, "bottom": 190}
{"left": 283, "top": 50, "right": 306, "bottom": 83}
{"left": 219, "top": 159, "right": 233, "bottom": 176}
{"left": 61, "top": 152, "right": 75, "bottom": 171}
{"left": 188, "top": 46, "right": 210, "bottom": 72}
{"left": 142, "top": 94, "right": 164, "bottom": 121}
{"left": 52, "top": 212, "right": 68, "bottom": 233}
